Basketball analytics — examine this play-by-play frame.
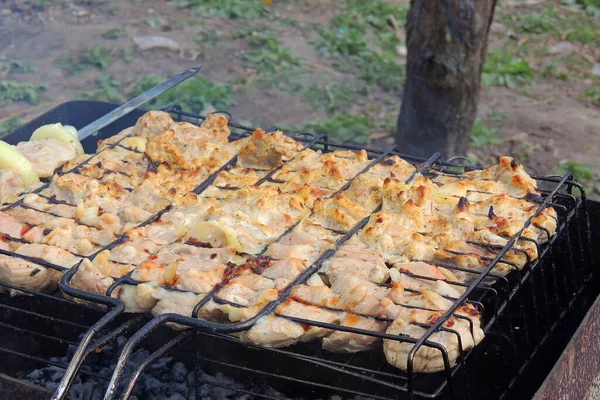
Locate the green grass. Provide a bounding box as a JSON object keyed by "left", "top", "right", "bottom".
{"left": 80, "top": 46, "right": 113, "bottom": 69}
{"left": 566, "top": 22, "right": 600, "bottom": 46}
{"left": 299, "top": 84, "right": 354, "bottom": 113}
{"left": 581, "top": 87, "right": 600, "bottom": 105}
{"left": 0, "top": 117, "right": 24, "bottom": 138}
{"left": 54, "top": 45, "right": 114, "bottom": 75}
{"left": 470, "top": 120, "right": 502, "bottom": 147}
{"left": 120, "top": 48, "right": 134, "bottom": 63}
{"left": 80, "top": 74, "right": 122, "bottom": 103}
{"left": 102, "top": 28, "right": 124, "bottom": 39}
{"left": 314, "top": 0, "right": 406, "bottom": 91}
{"left": 483, "top": 49, "right": 534, "bottom": 88}
{"left": 297, "top": 114, "right": 371, "bottom": 144}
{"left": 243, "top": 31, "right": 303, "bottom": 89}
{"left": 131, "top": 76, "right": 234, "bottom": 114}
{"left": 541, "top": 61, "right": 570, "bottom": 81}
{"left": 5, "top": 61, "right": 37, "bottom": 74}
{"left": 173, "top": 0, "right": 270, "bottom": 19}
{"left": 504, "top": 6, "right": 600, "bottom": 46}
{"left": 557, "top": 161, "right": 599, "bottom": 195}
{"left": 506, "top": 7, "right": 560, "bottom": 34}
{"left": 245, "top": 31, "right": 302, "bottom": 75}
{"left": 146, "top": 16, "right": 166, "bottom": 30}
{"left": 0, "top": 80, "right": 47, "bottom": 106}
{"left": 53, "top": 57, "right": 86, "bottom": 76}
{"left": 561, "top": 0, "right": 600, "bottom": 16}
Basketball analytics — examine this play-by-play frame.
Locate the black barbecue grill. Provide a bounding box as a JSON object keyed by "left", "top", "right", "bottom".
{"left": 1, "top": 100, "right": 598, "bottom": 400}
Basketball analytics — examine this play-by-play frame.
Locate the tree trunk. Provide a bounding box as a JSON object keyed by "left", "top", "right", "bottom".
{"left": 396, "top": 0, "right": 497, "bottom": 158}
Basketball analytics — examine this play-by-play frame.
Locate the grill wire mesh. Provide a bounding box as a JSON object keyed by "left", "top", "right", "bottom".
{"left": 0, "top": 104, "right": 595, "bottom": 400}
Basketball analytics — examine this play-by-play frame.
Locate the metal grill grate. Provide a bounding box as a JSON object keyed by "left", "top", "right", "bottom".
{"left": 0, "top": 103, "right": 595, "bottom": 400}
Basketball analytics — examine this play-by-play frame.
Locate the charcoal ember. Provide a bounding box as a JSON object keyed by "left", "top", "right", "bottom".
{"left": 169, "top": 361, "right": 188, "bottom": 382}
{"left": 19, "top": 333, "right": 344, "bottom": 400}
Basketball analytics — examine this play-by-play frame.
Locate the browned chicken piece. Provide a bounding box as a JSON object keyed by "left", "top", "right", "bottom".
{"left": 276, "top": 182, "right": 335, "bottom": 205}
{"left": 309, "top": 194, "right": 370, "bottom": 232}
{"left": 175, "top": 262, "right": 228, "bottom": 293}
{"left": 151, "top": 287, "right": 206, "bottom": 320}
{"left": 342, "top": 174, "right": 383, "bottom": 212}
{"left": 280, "top": 220, "right": 341, "bottom": 253}
{"left": 0, "top": 255, "right": 58, "bottom": 294}
{"left": 89, "top": 250, "right": 134, "bottom": 278}
{"left": 464, "top": 156, "right": 538, "bottom": 194}
{"left": 153, "top": 244, "right": 236, "bottom": 267}
{"left": 366, "top": 155, "right": 416, "bottom": 182}
{"left": 131, "top": 111, "right": 175, "bottom": 138}
{"left": 384, "top": 305, "right": 484, "bottom": 373}
{"left": 0, "top": 239, "right": 76, "bottom": 293}
{"left": 16, "top": 139, "right": 78, "bottom": 178}
{"left": 322, "top": 314, "right": 389, "bottom": 353}
{"left": 275, "top": 299, "right": 341, "bottom": 342}
{"left": 389, "top": 271, "right": 463, "bottom": 299}
{"left": 7, "top": 206, "right": 116, "bottom": 247}
{"left": 321, "top": 238, "right": 389, "bottom": 283}
{"left": 16, "top": 243, "right": 80, "bottom": 268}
{"left": 146, "top": 130, "right": 235, "bottom": 172}
{"left": 216, "top": 288, "right": 279, "bottom": 322}
{"left": 384, "top": 317, "right": 459, "bottom": 372}
{"left": 69, "top": 259, "right": 114, "bottom": 297}
{"left": 0, "top": 169, "right": 26, "bottom": 205}
{"left": 115, "top": 282, "right": 160, "bottom": 313}
{"left": 265, "top": 243, "right": 318, "bottom": 263}
{"left": 0, "top": 211, "right": 29, "bottom": 239}
{"left": 22, "top": 225, "right": 98, "bottom": 256}
{"left": 96, "top": 127, "right": 135, "bottom": 150}
{"left": 214, "top": 167, "right": 268, "bottom": 188}
{"left": 235, "top": 129, "right": 304, "bottom": 169}
{"left": 239, "top": 315, "right": 306, "bottom": 347}
{"left": 261, "top": 258, "right": 307, "bottom": 281}
{"left": 68, "top": 145, "right": 147, "bottom": 178}
{"left": 216, "top": 272, "right": 276, "bottom": 307}
{"left": 290, "top": 284, "right": 341, "bottom": 308}
{"left": 274, "top": 149, "right": 371, "bottom": 182}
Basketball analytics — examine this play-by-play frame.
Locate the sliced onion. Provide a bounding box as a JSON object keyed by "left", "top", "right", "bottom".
{"left": 30, "top": 123, "right": 85, "bottom": 156}
{"left": 0, "top": 140, "right": 40, "bottom": 187}
{"left": 163, "top": 262, "right": 179, "bottom": 286}
{"left": 184, "top": 221, "right": 244, "bottom": 252}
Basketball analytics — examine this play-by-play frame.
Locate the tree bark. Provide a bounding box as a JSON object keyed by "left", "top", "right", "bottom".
{"left": 396, "top": 0, "right": 498, "bottom": 158}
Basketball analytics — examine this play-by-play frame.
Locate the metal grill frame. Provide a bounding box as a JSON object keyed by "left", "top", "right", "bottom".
{"left": 0, "top": 103, "right": 594, "bottom": 400}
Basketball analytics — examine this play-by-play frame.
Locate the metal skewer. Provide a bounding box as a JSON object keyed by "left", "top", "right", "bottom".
{"left": 77, "top": 65, "right": 201, "bottom": 141}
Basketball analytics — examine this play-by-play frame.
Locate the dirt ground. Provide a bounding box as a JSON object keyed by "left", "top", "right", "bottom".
{"left": 0, "top": 0, "right": 599, "bottom": 193}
